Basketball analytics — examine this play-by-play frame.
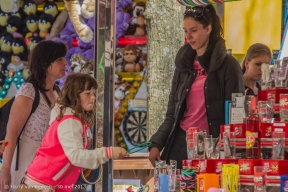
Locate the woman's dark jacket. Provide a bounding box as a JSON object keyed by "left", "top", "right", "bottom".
{"left": 149, "top": 37, "right": 245, "bottom": 158}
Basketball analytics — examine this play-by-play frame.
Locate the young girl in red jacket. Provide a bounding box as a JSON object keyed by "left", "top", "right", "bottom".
{"left": 20, "top": 73, "right": 128, "bottom": 192}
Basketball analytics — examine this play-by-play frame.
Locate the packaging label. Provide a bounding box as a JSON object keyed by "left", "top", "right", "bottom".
{"left": 254, "top": 172, "right": 266, "bottom": 190}
{"left": 246, "top": 131, "right": 255, "bottom": 148}
{"left": 234, "top": 125, "right": 242, "bottom": 136}
{"left": 265, "top": 126, "right": 272, "bottom": 137}
{"left": 280, "top": 95, "right": 288, "bottom": 109}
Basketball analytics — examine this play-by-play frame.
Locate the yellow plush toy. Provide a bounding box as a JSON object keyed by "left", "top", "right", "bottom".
{"left": 63, "top": 0, "right": 95, "bottom": 43}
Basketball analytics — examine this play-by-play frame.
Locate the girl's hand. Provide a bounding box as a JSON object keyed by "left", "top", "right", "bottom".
{"left": 111, "top": 147, "right": 129, "bottom": 159}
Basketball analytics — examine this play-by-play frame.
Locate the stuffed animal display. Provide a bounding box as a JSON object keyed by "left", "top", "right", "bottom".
{"left": 116, "top": 0, "right": 147, "bottom": 44}
{"left": 0, "top": 0, "right": 62, "bottom": 98}
{"left": 116, "top": 44, "right": 147, "bottom": 73}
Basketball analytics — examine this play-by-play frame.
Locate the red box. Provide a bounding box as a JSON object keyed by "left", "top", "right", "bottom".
{"left": 220, "top": 123, "right": 246, "bottom": 138}
{"left": 259, "top": 122, "right": 288, "bottom": 139}
{"left": 261, "top": 160, "right": 288, "bottom": 176}
{"left": 211, "top": 159, "right": 238, "bottom": 174}
{"left": 231, "top": 123, "right": 246, "bottom": 138}
{"left": 182, "top": 159, "right": 214, "bottom": 174}
{"left": 238, "top": 159, "right": 262, "bottom": 175}
{"left": 258, "top": 88, "right": 288, "bottom": 104}
{"left": 259, "top": 122, "right": 273, "bottom": 139}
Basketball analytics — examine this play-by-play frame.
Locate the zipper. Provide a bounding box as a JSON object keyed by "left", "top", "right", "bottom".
{"left": 167, "top": 71, "right": 196, "bottom": 140}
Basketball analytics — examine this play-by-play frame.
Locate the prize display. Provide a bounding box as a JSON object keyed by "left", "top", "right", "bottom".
{"left": 114, "top": 0, "right": 148, "bottom": 151}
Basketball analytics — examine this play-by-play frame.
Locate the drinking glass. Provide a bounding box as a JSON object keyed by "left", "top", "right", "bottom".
{"left": 272, "top": 131, "right": 285, "bottom": 159}
{"left": 205, "top": 137, "right": 220, "bottom": 159}
{"left": 223, "top": 132, "right": 236, "bottom": 159}
{"left": 254, "top": 166, "right": 267, "bottom": 192}
{"left": 258, "top": 100, "right": 274, "bottom": 123}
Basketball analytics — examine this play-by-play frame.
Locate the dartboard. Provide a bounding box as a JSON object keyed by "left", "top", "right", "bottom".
{"left": 122, "top": 111, "right": 147, "bottom": 146}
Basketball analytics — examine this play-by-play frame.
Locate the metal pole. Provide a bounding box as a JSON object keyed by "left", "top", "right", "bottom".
{"left": 101, "top": 0, "right": 115, "bottom": 191}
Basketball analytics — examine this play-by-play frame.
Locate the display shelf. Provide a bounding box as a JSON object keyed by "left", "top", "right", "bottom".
{"left": 113, "top": 156, "right": 153, "bottom": 170}
{"left": 113, "top": 156, "right": 154, "bottom": 191}
{"left": 19, "top": 1, "right": 66, "bottom": 11}
{"left": 117, "top": 36, "right": 147, "bottom": 47}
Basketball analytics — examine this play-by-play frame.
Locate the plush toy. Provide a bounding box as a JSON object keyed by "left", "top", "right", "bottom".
{"left": 0, "top": 56, "right": 9, "bottom": 89}
{"left": 115, "top": 48, "right": 124, "bottom": 72}
{"left": 49, "top": 9, "right": 69, "bottom": 39}
{"left": 23, "top": 14, "right": 39, "bottom": 38}
{"left": 10, "top": 7, "right": 25, "bottom": 19}
{"left": 44, "top": 1, "right": 59, "bottom": 18}
{"left": 1, "top": 35, "right": 14, "bottom": 53}
{"left": 6, "top": 16, "right": 23, "bottom": 37}
{"left": 139, "top": 46, "right": 147, "bottom": 76}
{"left": 0, "top": 56, "right": 9, "bottom": 75}
{"left": 12, "top": 37, "right": 28, "bottom": 60}
{"left": 33, "top": 0, "right": 45, "bottom": 5}
{"left": 7, "top": 55, "right": 26, "bottom": 78}
{"left": 0, "top": 9, "right": 10, "bottom": 31}
{"left": 60, "top": 17, "right": 78, "bottom": 38}
{"left": 114, "top": 74, "right": 121, "bottom": 85}
{"left": 114, "top": 82, "right": 131, "bottom": 113}
{"left": 116, "top": 11, "right": 131, "bottom": 39}
{"left": 27, "top": 36, "right": 43, "bottom": 51}
{"left": 63, "top": 0, "right": 99, "bottom": 43}
{"left": 38, "top": 13, "right": 54, "bottom": 39}
{"left": 0, "top": 0, "right": 20, "bottom": 13}
{"left": 125, "top": 1, "right": 147, "bottom": 36}
{"left": 0, "top": 32, "right": 11, "bottom": 47}
{"left": 116, "top": 0, "right": 133, "bottom": 12}
{"left": 69, "top": 54, "right": 94, "bottom": 75}
{"left": 122, "top": 44, "right": 144, "bottom": 72}
{"left": 23, "top": 0, "right": 37, "bottom": 16}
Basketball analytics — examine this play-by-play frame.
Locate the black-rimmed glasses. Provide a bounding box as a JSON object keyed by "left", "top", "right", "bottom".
{"left": 183, "top": 7, "right": 210, "bottom": 24}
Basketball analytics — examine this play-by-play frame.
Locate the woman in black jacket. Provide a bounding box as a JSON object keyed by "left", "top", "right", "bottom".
{"left": 148, "top": 4, "right": 244, "bottom": 169}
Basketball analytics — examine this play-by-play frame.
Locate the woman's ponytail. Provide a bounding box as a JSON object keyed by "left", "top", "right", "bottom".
{"left": 205, "top": 4, "right": 223, "bottom": 44}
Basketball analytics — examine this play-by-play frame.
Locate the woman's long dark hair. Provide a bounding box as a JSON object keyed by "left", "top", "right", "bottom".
{"left": 26, "top": 40, "right": 67, "bottom": 92}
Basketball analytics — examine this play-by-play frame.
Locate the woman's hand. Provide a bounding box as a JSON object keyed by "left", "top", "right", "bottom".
{"left": 111, "top": 147, "right": 129, "bottom": 159}
{"left": 0, "top": 170, "right": 11, "bottom": 192}
{"left": 148, "top": 147, "right": 160, "bottom": 167}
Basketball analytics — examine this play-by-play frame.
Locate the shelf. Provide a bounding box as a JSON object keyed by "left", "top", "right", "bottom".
{"left": 20, "top": 1, "right": 65, "bottom": 11}
{"left": 117, "top": 36, "right": 147, "bottom": 47}
{"left": 115, "top": 72, "right": 142, "bottom": 81}
{"left": 113, "top": 157, "right": 153, "bottom": 170}
{"left": 113, "top": 157, "right": 154, "bottom": 191}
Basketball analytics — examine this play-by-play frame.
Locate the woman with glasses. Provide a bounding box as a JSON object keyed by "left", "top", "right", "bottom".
{"left": 242, "top": 43, "right": 271, "bottom": 96}
{"left": 148, "top": 4, "right": 244, "bottom": 169}
{"left": 0, "top": 41, "right": 67, "bottom": 192}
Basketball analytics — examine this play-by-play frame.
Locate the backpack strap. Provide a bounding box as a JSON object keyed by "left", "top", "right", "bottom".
{"left": 42, "top": 84, "right": 61, "bottom": 109}
{"left": 15, "top": 82, "right": 40, "bottom": 171}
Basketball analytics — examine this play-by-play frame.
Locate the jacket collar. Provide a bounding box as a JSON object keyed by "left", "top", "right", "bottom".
{"left": 49, "top": 104, "right": 74, "bottom": 125}
{"left": 177, "top": 37, "right": 227, "bottom": 73}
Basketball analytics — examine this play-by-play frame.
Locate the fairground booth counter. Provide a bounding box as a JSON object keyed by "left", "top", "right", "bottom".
{"left": 0, "top": 0, "right": 287, "bottom": 192}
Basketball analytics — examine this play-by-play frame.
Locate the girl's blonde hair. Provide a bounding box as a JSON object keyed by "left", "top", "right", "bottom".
{"left": 56, "top": 73, "right": 98, "bottom": 127}
{"left": 242, "top": 43, "right": 272, "bottom": 74}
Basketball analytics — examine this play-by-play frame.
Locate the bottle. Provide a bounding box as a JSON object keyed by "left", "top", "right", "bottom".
{"left": 246, "top": 97, "right": 260, "bottom": 159}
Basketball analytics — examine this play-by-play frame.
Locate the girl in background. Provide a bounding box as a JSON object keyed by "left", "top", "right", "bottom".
{"left": 21, "top": 73, "right": 127, "bottom": 192}
{"left": 242, "top": 43, "right": 272, "bottom": 96}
